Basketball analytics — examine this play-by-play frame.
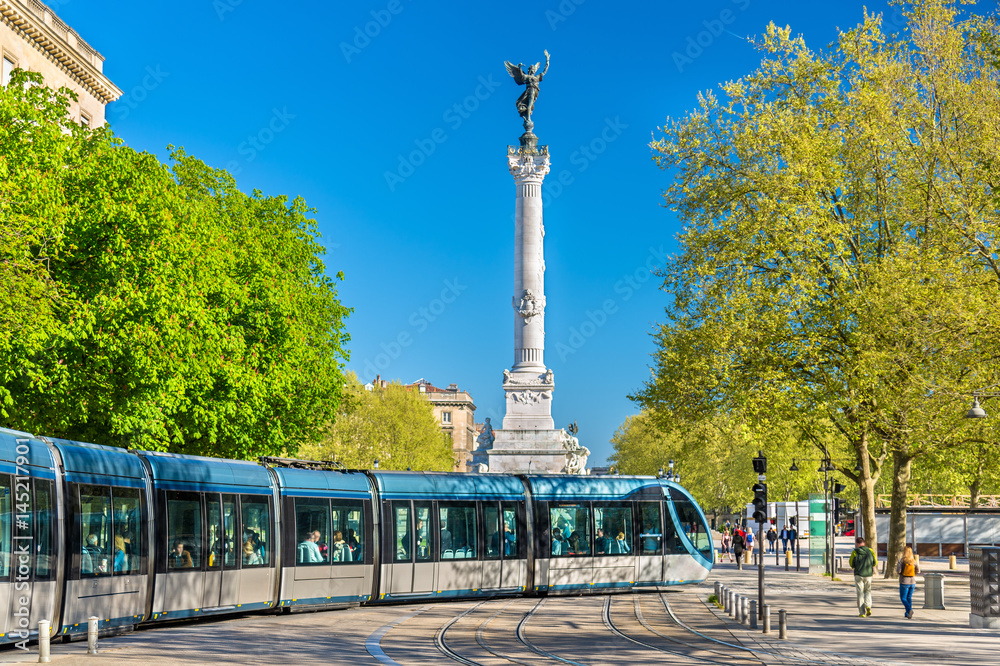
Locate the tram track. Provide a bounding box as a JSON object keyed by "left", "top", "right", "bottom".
{"left": 601, "top": 595, "right": 760, "bottom": 665}
{"left": 436, "top": 597, "right": 576, "bottom": 666}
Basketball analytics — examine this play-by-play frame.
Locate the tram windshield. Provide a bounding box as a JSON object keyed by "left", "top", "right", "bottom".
{"left": 668, "top": 488, "right": 712, "bottom": 558}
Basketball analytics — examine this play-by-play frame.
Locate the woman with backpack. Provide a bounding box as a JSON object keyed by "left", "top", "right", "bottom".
{"left": 896, "top": 546, "right": 921, "bottom": 619}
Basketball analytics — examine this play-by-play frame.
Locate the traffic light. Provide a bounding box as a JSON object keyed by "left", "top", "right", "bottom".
{"left": 833, "top": 498, "right": 842, "bottom": 524}
{"left": 752, "top": 450, "right": 767, "bottom": 475}
{"left": 751, "top": 482, "right": 768, "bottom": 524}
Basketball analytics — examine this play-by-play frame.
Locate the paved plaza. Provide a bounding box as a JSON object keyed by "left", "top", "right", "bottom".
{"left": 0, "top": 537, "right": 995, "bottom": 665}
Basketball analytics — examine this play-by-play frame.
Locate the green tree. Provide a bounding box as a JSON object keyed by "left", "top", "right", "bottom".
{"left": 299, "top": 373, "right": 455, "bottom": 471}
{"left": 638, "top": 1, "right": 1000, "bottom": 574}
{"left": 0, "top": 71, "right": 351, "bottom": 459}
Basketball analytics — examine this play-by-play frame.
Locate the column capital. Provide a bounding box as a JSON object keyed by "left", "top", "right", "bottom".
{"left": 508, "top": 152, "right": 551, "bottom": 182}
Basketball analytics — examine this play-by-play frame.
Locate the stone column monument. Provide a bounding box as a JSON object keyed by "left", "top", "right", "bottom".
{"left": 476, "top": 51, "right": 589, "bottom": 475}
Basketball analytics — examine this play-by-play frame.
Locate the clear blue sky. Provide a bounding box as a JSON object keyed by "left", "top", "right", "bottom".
{"left": 65, "top": 0, "right": 905, "bottom": 465}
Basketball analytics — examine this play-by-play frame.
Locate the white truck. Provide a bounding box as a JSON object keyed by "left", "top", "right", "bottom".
{"left": 744, "top": 500, "right": 811, "bottom": 537}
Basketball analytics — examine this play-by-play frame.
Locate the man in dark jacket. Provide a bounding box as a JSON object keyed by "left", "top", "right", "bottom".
{"left": 849, "top": 536, "right": 878, "bottom": 616}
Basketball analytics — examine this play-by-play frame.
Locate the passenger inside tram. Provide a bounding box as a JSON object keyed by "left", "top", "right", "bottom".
{"left": 113, "top": 535, "right": 127, "bottom": 572}
{"left": 243, "top": 539, "right": 261, "bottom": 565}
{"left": 297, "top": 531, "right": 323, "bottom": 563}
{"left": 331, "top": 530, "right": 351, "bottom": 562}
{"left": 169, "top": 541, "right": 193, "bottom": 569}
{"left": 595, "top": 528, "right": 609, "bottom": 554}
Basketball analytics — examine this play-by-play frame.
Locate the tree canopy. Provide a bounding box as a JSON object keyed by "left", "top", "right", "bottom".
{"left": 0, "top": 71, "right": 351, "bottom": 459}
{"left": 298, "top": 373, "right": 456, "bottom": 471}
{"left": 631, "top": 0, "right": 1000, "bottom": 570}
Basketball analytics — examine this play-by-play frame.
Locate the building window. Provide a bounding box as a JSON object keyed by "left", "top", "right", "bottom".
{"left": 2, "top": 56, "right": 15, "bottom": 87}
{"left": 441, "top": 411, "right": 452, "bottom": 424}
{"left": 80, "top": 112, "right": 91, "bottom": 127}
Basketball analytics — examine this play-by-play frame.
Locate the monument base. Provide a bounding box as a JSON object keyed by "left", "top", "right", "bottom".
{"left": 483, "top": 428, "right": 589, "bottom": 475}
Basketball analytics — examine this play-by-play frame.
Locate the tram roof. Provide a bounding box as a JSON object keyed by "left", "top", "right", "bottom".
{"left": 138, "top": 450, "right": 273, "bottom": 493}
{"left": 526, "top": 475, "right": 669, "bottom": 501}
{"left": 272, "top": 467, "right": 371, "bottom": 497}
{"left": 48, "top": 437, "right": 146, "bottom": 485}
{"left": 373, "top": 471, "right": 526, "bottom": 500}
{"left": 0, "top": 429, "right": 57, "bottom": 478}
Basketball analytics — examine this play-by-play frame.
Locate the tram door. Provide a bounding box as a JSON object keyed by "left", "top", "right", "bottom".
{"left": 203, "top": 495, "right": 240, "bottom": 609}
{"left": 636, "top": 502, "right": 665, "bottom": 583}
{"left": 483, "top": 503, "right": 522, "bottom": 590}
{"left": 387, "top": 501, "right": 433, "bottom": 596}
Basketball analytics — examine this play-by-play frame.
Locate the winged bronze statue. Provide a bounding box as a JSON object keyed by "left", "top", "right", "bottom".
{"left": 504, "top": 50, "right": 550, "bottom": 128}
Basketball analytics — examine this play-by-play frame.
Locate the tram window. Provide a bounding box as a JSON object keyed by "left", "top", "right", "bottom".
{"left": 111, "top": 487, "right": 141, "bottom": 575}
{"left": 0, "top": 475, "right": 10, "bottom": 580}
{"left": 393, "top": 501, "right": 411, "bottom": 562}
{"left": 207, "top": 495, "right": 223, "bottom": 569}
{"left": 414, "top": 502, "right": 432, "bottom": 562}
{"left": 34, "top": 480, "right": 54, "bottom": 579}
{"left": 639, "top": 503, "right": 663, "bottom": 555}
{"left": 484, "top": 504, "right": 501, "bottom": 560}
{"left": 295, "top": 497, "right": 330, "bottom": 565}
{"left": 332, "top": 500, "right": 364, "bottom": 564}
{"left": 222, "top": 494, "right": 238, "bottom": 568}
{"left": 594, "top": 503, "right": 632, "bottom": 556}
{"left": 439, "top": 503, "right": 477, "bottom": 559}
{"left": 241, "top": 495, "right": 271, "bottom": 567}
{"left": 79, "top": 485, "right": 112, "bottom": 576}
{"left": 166, "top": 492, "right": 201, "bottom": 569}
{"left": 549, "top": 504, "right": 590, "bottom": 557}
{"left": 670, "top": 492, "right": 712, "bottom": 557}
{"left": 501, "top": 503, "right": 519, "bottom": 559}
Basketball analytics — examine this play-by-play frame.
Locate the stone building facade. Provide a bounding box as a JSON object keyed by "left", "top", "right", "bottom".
{"left": 1, "top": 0, "right": 121, "bottom": 124}
{"left": 408, "top": 379, "right": 477, "bottom": 473}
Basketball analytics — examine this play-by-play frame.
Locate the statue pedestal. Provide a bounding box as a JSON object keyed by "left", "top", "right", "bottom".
{"left": 485, "top": 428, "right": 587, "bottom": 474}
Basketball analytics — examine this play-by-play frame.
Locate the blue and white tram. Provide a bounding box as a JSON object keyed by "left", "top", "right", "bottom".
{"left": 528, "top": 475, "right": 713, "bottom": 595}
{"left": 0, "top": 432, "right": 713, "bottom": 648}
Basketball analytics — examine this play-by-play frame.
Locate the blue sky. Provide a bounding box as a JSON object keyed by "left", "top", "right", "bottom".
{"left": 63, "top": 0, "right": 906, "bottom": 465}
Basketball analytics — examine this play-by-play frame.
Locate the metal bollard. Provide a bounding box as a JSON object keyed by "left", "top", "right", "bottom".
{"left": 87, "top": 616, "right": 99, "bottom": 655}
{"left": 778, "top": 609, "right": 787, "bottom": 639}
{"left": 731, "top": 592, "right": 738, "bottom": 619}
{"left": 38, "top": 619, "right": 50, "bottom": 663}
{"left": 740, "top": 596, "right": 749, "bottom": 625}
{"left": 726, "top": 590, "right": 733, "bottom": 616}
{"left": 785, "top": 550, "right": 791, "bottom": 571}
{"left": 763, "top": 604, "right": 771, "bottom": 634}
{"left": 949, "top": 555, "right": 957, "bottom": 570}
{"left": 749, "top": 600, "right": 758, "bottom": 629}
{"left": 923, "top": 572, "right": 946, "bottom": 610}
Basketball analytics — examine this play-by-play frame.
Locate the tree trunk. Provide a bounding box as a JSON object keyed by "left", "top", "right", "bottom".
{"left": 885, "top": 449, "right": 913, "bottom": 579}
{"left": 854, "top": 430, "right": 878, "bottom": 551}
{"left": 969, "top": 473, "right": 982, "bottom": 509}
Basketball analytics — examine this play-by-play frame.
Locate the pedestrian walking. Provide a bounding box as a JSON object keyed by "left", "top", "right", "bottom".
{"left": 732, "top": 528, "right": 746, "bottom": 570}
{"left": 745, "top": 527, "right": 755, "bottom": 562}
{"left": 779, "top": 524, "right": 790, "bottom": 553}
{"left": 896, "top": 546, "right": 920, "bottom": 619}
{"left": 788, "top": 524, "right": 798, "bottom": 553}
{"left": 766, "top": 526, "right": 778, "bottom": 554}
{"left": 849, "top": 536, "right": 878, "bottom": 617}
{"left": 720, "top": 528, "right": 733, "bottom": 563}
